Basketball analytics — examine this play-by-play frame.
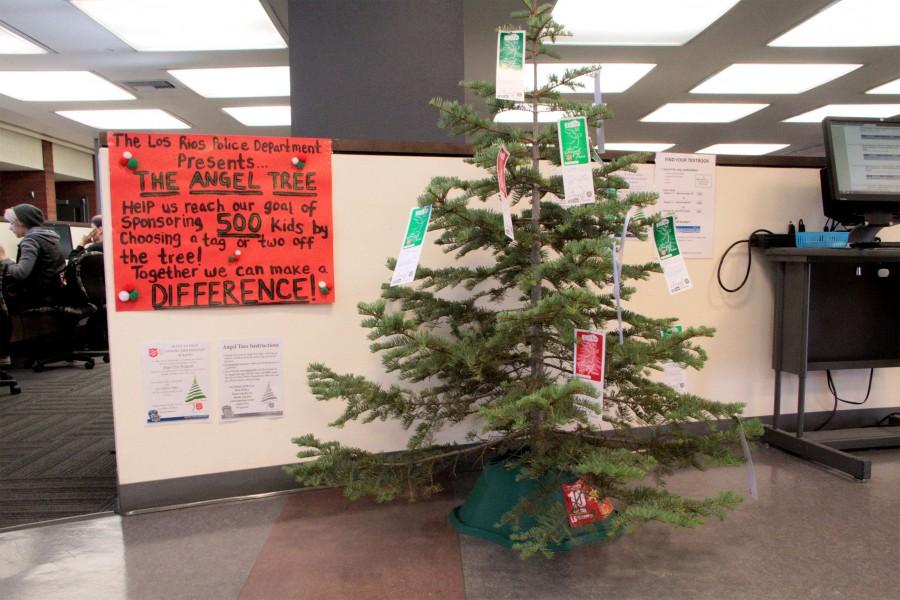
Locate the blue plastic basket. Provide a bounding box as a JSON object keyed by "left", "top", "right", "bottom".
{"left": 795, "top": 231, "right": 849, "bottom": 248}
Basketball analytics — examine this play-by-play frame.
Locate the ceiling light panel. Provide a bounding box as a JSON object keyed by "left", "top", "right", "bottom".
{"left": 642, "top": 103, "right": 768, "bottom": 123}
{"left": 526, "top": 63, "right": 655, "bottom": 93}
{"left": 605, "top": 143, "right": 675, "bottom": 152}
{"left": 868, "top": 78, "right": 900, "bottom": 95}
{"left": 56, "top": 109, "right": 190, "bottom": 129}
{"left": 0, "top": 71, "right": 134, "bottom": 101}
{"left": 551, "top": 0, "right": 740, "bottom": 46}
{"left": 0, "top": 24, "right": 46, "bottom": 54}
{"left": 770, "top": 0, "right": 900, "bottom": 47}
{"left": 169, "top": 67, "right": 289, "bottom": 98}
{"left": 784, "top": 104, "right": 900, "bottom": 123}
{"left": 697, "top": 143, "right": 789, "bottom": 155}
{"left": 71, "top": 0, "right": 286, "bottom": 51}
{"left": 223, "top": 106, "right": 291, "bottom": 126}
{"left": 691, "top": 64, "right": 862, "bottom": 94}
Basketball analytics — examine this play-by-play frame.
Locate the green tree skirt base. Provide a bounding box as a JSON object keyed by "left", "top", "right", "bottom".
{"left": 448, "top": 458, "right": 616, "bottom": 552}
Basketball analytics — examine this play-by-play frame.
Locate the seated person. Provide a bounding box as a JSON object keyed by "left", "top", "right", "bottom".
{"left": 0, "top": 203, "right": 67, "bottom": 365}
{"left": 69, "top": 214, "right": 103, "bottom": 259}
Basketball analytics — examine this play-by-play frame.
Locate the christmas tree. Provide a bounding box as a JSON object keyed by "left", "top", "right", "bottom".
{"left": 262, "top": 383, "right": 277, "bottom": 405}
{"left": 288, "top": 0, "right": 760, "bottom": 558}
{"left": 184, "top": 375, "right": 206, "bottom": 404}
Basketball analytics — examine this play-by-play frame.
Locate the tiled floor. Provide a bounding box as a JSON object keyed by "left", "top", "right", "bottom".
{"left": 1, "top": 446, "right": 898, "bottom": 600}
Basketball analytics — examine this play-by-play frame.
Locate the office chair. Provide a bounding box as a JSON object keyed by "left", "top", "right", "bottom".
{"left": 0, "top": 273, "right": 22, "bottom": 394}
{"left": 19, "top": 253, "right": 100, "bottom": 372}
{"left": 69, "top": 252, "right": 108, "bottom": 363}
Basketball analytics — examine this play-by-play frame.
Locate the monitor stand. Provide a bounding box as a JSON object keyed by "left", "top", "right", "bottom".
{"left": 848, "top": 219, "right": 893, "bottom": 248}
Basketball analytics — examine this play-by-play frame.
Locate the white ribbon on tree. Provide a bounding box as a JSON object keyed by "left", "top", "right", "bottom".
{"left": 612, "top": 206, "right": 641, "bottom": 344}
{"left": 593, "top": 67, "right": 605, "bottom": 153}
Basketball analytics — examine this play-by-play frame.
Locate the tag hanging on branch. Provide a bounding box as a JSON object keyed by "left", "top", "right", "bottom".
{"left": 557, "top": 116, "right": 596, "bottom": 207}
{"left": 496, "top": 144, "right": 515, "bottom": 241}
{"left": 653, "top": 215, "right": 693, "bottom": 295}
{"left": 390, "top": 205, "right": 432, "bottom": 287}
{"left": 495, "top": 30, "right": 525, "bottom": 102}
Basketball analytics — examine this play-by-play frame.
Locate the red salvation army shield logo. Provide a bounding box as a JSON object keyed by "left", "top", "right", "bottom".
{"left": 148, "top": 348, "right": 159, "bottom": 358}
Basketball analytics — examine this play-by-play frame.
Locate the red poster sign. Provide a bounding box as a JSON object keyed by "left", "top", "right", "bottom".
{"left": 107, "top": 133, "right": 333, "bottom": 310}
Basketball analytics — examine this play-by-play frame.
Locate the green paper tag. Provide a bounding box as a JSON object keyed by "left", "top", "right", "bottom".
{"left": 403, "top": 205, "right": 432, "bottom": 249}
{"left": 498, "top": 31, "right": 524, "bottom": 69}
{"left": 653, "top": 215, "right": 681, "bottom": 258}
{"left": 392, "top": 205, "right": 433, "bottom": 287}
{"left": 661, "top": 325, "right": 683, "bottom": 338}
{"left": 653, "top": 215, "right": 692, "bottom": 294}
{"left": 496, "top": 31, "right": 526, "bottom": 102}
{"left": 558, "top": 117, "right": 590, "bottom": 166}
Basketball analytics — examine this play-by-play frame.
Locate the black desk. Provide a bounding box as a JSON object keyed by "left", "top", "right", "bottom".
{"left": 764, "top": 248, "right": 900, "bottom": 479}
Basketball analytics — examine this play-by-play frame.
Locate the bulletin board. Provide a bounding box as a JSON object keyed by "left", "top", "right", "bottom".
{"left": 107, "top": 133, "right": 333, "bottom": 310}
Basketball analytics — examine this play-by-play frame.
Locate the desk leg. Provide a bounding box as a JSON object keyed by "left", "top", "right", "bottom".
{"left": 796, "top": 373, "right": 806, "bottom": 438}
{"left": 773, "top": 370, "right": 781, "bottom": 430}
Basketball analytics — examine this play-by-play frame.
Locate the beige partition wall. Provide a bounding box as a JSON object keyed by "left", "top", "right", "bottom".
{"left": 100, "top": 152, "right": 899, "bottom": 507}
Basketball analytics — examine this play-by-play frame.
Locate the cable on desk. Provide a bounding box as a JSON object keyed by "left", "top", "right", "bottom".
{"left": 814, "top": 369, "right": 874, "bottom": 431}
{"left": 873, "top": 411, "right": 900, "bottom": 427}
{"left": 716, "top": 229, "right": 774, "bottom": 293}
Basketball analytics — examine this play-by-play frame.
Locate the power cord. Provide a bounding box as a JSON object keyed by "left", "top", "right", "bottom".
{"left": 814, "top": 369, "right": 874, "bottom": 431}
{"left": 716, "top": 229, "right": 774, "bottom": 293}
{"left": 873, "top": 412, "right": 900, "bottom": 427}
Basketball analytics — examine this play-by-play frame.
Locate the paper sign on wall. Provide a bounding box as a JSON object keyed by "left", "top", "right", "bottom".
{"left": 653, "top": 215, "right": 693, "bottom": 295}
{"left": 219, "top": 338, "right": 283, "bottom": 420}
{"left": 108, "top": 132, "right": 334, "bottom": 310}
{"left": 142, "top": 340, "right": 211, "bottom": 424}
{"left": 654, "top": 152, "right": 715, "bottom": 258}
{"left": 496, "top": 145, "right": 514, "bottom": 240}
{"left": 391, "top": 205, "right": 432, "bottom": 286}
{"left": 557, "top": 117, "right": 596, "bottom": 207}
{"left": 496, "top": 31, "right": 525, "bottom": 102}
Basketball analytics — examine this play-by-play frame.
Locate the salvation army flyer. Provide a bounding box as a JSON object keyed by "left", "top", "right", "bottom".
{"left": 219, "top": 337, "right": 284, "bottom": 420}
{"left": 142, "top": 340, "right": 211, "bottom": 424}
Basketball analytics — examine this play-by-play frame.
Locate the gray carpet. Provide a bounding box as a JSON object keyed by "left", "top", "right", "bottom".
{"left": 0, "top": 362, "right": 117, "bottom": 528}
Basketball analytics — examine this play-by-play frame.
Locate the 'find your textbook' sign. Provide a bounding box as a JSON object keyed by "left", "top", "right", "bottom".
{"left": 108, "top": 133, "right": 334, "bottom": 310}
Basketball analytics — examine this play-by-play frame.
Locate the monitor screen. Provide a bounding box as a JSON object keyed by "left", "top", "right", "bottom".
{"left": 824, "top": 117, "right": 900, "bottom": 201}
{"left": 48, "top": 223, "right": 74, "bottom": 257}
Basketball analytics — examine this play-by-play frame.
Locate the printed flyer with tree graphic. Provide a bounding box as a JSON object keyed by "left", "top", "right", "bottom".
{"left": 219, "top": 337, "right": 283, "bottom": 420}
{"left": 142, "top": 340, "right": 211, "bottom": 424}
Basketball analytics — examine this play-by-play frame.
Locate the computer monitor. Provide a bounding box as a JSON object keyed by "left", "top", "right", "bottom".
{"left": 48, "top": 222, "right": 74, "bottom": 256}
{"left": 822, "top": 116, "right": 900, "bottom": 246}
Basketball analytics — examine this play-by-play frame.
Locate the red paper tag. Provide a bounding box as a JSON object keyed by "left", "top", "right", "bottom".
{"left": 562, "top": 480, "right": 613, "bottom": 528}
{"left": 574, "top": 330, "right": 605, "bottom": 383}
{"left": 497, "top": 144, "right": 510, "bottom": 199}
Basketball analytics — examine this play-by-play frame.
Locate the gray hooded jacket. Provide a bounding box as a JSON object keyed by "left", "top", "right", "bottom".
{"left": 2, "top": 226, "right": 66, "bottom": 302}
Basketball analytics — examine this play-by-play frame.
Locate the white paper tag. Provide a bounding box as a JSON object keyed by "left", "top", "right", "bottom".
{"left": 496, "top": 31, "right": 525, "bottom": 102}
{"left": 497, "top": 144, "right": 515, "bottom": 240}
{"left": 390, "top": 205, "right": 432, "bottom": 287}
{"left": 662, "top": 361, "right": 687, "bottom": 393}
{"left": 558, "top": 117, "right": 595, "bottom": 207}
{"left": 653, "top": 215, "right": 692, "bottom": 295}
